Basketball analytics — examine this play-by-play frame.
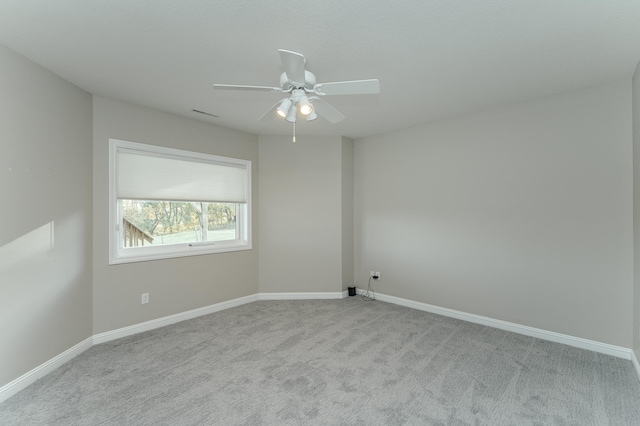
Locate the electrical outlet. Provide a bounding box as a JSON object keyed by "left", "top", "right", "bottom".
{"left": 370, "top": 271, "right": 381, "bottom": 279}
{"left": 141, "top": 293, "right": 149, "bottom": 304}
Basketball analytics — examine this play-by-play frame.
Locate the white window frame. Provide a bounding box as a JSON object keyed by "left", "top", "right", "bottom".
{"left": 109, "top": 139, "right": 252, "bottom": 265}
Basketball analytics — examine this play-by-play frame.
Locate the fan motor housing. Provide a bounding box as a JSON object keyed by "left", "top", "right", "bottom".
{"left": 280, "top": 70, "right": 316, "bottom": 91}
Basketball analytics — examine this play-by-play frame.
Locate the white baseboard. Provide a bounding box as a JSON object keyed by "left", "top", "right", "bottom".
{"left": 258, "top": 291, "right": 346, "bottom": 300}
{"left": 93, "top": 294, "right": 259, "bottom": 345}
{"left": 632, "top": 350, "right": 640, "bottom": 384}
{"left": 357, "top": 288, "right": 633, "bottom": 360}
{"left": 0, "top": 337, "right": 93, "bottom": 404}
{"left": 93, "top": 292, "right": 345, "bottom": 346}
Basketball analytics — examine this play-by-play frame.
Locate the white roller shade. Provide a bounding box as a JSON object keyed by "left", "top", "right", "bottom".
{"left": 116, "top": 149, "right": 248, "bottom": 203}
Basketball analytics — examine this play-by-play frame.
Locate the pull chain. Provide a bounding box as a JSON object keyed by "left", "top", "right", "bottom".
{"left": 292, "top": 121, "right": 296, "bottom": 143}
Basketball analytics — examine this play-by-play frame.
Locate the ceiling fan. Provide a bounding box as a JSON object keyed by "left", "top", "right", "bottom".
{"left": 213, "top": 49, "right": 380, "bottom": 126}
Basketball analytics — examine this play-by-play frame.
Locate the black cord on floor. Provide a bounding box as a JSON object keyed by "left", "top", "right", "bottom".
{"left": 361, "top": 276, "right": 376, "bottom": 301}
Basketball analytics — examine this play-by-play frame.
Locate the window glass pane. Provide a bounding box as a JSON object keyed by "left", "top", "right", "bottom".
{"left": 121, "top": 200, "right": 238, "bottom": 248}
{"left": 206, "top": 202, "right": 237, "bottom": 242}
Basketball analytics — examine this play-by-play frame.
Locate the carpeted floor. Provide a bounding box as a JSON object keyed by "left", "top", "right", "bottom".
{"left": 1, "top": 297, "right": 639, "bottom": 425}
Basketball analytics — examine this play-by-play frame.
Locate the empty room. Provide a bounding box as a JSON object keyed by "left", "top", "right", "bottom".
{"left": 1, "top": 1, "right": 640, "bottom": 424}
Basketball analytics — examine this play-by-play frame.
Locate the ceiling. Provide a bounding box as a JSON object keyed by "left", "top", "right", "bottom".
{"left": 1, "top": 1, "right": 640, "bottom": 140}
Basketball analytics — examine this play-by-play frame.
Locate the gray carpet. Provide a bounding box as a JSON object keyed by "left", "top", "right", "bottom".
{"left": 1, "top": 298, "right": 639, "bottom": 425}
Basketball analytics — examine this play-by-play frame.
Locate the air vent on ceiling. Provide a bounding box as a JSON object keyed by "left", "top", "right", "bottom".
{"left": 192, "top": 109, "right": 220, "bottom": 118}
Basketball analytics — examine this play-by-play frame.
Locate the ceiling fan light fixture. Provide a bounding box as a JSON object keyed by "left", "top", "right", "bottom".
{"left": 298, "top": 95, "right": 313, "bottom": 116}
{"left": 215, "top": 50, "right": 379, "bottom": 128}
{"left": 285, "top": 105, "right": 297, "bottom": 122}
{"left": 276, "top": 98, "right": 293, "bottom": 118}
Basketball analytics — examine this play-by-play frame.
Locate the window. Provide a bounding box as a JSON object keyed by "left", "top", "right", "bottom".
{"left": 109, "top": 139, "right": 251, "bottom": 264}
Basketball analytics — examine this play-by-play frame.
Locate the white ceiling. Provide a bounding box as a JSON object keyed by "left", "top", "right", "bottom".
{"left": 1, "top": 1, "right": 640, "bottom": 139}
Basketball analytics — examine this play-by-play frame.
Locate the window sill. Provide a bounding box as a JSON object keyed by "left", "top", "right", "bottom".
{"left": 109, "top": 241, "right": 252, "bottom": 265}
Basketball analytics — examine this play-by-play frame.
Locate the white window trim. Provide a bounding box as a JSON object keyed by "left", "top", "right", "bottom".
{"left": 108, "top": 139, "right": 252, "bottom": 265}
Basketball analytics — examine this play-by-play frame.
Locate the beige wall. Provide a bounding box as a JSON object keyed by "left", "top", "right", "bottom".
{"left": 258, "top": 135, "right": 351, "bottom": 293}
{"left": 92, "top": 97, "right": 259, "bottom": 334}
{"left": 354, "top": 81, "right": 634, "bottom": 347}
{"left": 633, "top": 62, "right": 640, "bottom": 360}
{"left": 0, "top": 44, "right": 93, "bottom": 385}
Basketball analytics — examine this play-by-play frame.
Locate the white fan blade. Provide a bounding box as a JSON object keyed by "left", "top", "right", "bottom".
{"left": 278, "top": 49, "right": 306, "bottom": 86}
{"left": 258, "top": 102, "right": 280, "bottom": 122}
{"left": 310, "top": 97, "right": 345, "bottom": 123}
{"left": 213, "top": 84, "right": 282, "bottom": 92}
{"left": 313, "top": 79, "right": 380, "bottom": 96}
